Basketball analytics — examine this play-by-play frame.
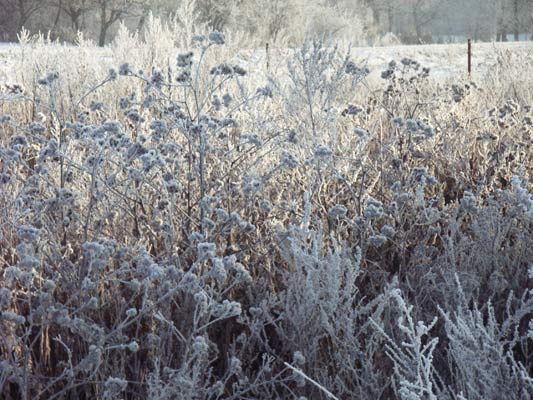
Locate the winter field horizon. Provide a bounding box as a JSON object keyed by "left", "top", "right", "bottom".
{"left": 1, "top": 38, "right": 532, "bottom": 85}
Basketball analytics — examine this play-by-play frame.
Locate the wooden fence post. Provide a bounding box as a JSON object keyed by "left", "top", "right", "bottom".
{"left": 266, "top": 42, "right": 270, "bottom": 71}
{"left": 467, "top": 38, "right": 472, "bottom": 76}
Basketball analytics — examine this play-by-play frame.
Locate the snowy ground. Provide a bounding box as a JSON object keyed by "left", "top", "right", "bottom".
{"left": 0, "top": 40, "right": 532, "bottom": 86}
{"left": 241, "top": 40, "right": 533, "bottom": 82}
{"left": 355, "top": 40, "right": 532, "bottom": 79}
{"left": 0, "top": 43, "right": 16, "bottom": 84}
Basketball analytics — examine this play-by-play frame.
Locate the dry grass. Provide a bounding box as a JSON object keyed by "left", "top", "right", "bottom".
{"left": 0, "top": 22, "right": 532, "bottom": 400}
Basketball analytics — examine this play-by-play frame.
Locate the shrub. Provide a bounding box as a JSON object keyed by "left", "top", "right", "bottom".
{"left": 0, "top": 27, "right": 531, "bottom": 399}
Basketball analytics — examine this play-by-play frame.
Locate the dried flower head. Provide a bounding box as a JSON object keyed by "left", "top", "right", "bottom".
{"left": 208, "top": 31, "right": 225, "bottom": 45}
{"left": 328, "top": 204, "right": 347, "bottom": 219}
{"left": 314, "top": 144, "right": 333, "bottom": 159}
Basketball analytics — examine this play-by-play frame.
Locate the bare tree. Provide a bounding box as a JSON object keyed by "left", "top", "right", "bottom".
{"left": 195, "top": 0, "right": 235, "bottom": 31}
{"left": 406, "top": 0, "right": 441, "bottom": 41}
{"left": 362, "top": 0, "right": 442, "bottom": 42}
{"left": 49, "top": 0, "right": 89, "bottom": 32}
{"left": 361, "top": 0, "right": 390, "bottom": 30}
{"left": 0, "top": 0, "right": 45, "bottom": 40}
{"left": 510, "top": 0, "right": 532, "bottom": 40}
{"left": 222, "top": 0, "right": 301, "bottom": 43}
{"left": 383, "top": 0, "right": 399, "bottom": 33}
{"left": 90, "top": 0, "right": 147, "bottom": 46}
{"left": 529, "top": 0, "right": 533, "bottom": 39}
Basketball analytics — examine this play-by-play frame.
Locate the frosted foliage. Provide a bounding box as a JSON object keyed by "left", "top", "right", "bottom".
{"left": 0, "top": 24, "right": 532, "bottom": 400}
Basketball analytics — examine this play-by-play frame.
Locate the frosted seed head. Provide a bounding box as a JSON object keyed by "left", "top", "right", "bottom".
{"left": 208, "top": 31, "right": 225, "bottom": 45}
{"left": 293, "top": 351, "right": 306, "bottom": 366}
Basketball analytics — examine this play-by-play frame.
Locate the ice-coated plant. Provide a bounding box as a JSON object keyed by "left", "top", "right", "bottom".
{"left": 371, "top": 289, "right": 440, "bottom": 400}
{"left": 363, "top": 196, "right": 384, "bottom": 219}
{"left": 0, "top": 20, "right": 531, "bottom": 400}
{"left": 437, "top": 275, "right": 533, "bottom": 400}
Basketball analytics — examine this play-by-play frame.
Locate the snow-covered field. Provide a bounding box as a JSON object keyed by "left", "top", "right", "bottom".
{"left": 0, "top": 40, "right": 532, "bottom": 86}
{"left": 354, "top": 40, "right": 532, "bottom": 79}
{"left": 0, "top": 43, "right": 15, "bottom": 83}
{"left": 245, "top": 40, "right": 533, "bottom": 81}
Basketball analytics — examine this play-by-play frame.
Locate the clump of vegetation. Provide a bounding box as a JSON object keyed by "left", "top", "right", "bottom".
{"left": 0, "top": 23, "right": 532, "bottom": 400}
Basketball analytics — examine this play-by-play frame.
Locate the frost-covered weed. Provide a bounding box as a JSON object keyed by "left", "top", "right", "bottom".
{"left": 372, "top": 288, "right": 440, "bottom": 400}
{"left": 0, "top": 27, "right": 531, "bottom": 400}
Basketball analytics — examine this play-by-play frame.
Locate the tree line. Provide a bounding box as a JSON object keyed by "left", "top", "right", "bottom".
{"left": 0, "top": 0, "right": 532, "bottom": 45}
